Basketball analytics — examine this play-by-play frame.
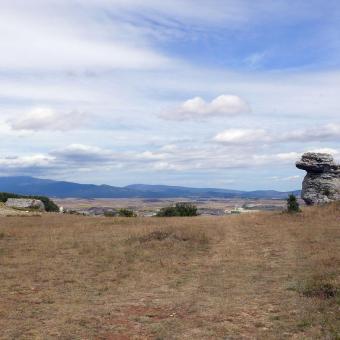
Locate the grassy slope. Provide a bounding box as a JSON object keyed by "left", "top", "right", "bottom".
{"left": 0, "top": 203, "right": 339, "bottom": 339}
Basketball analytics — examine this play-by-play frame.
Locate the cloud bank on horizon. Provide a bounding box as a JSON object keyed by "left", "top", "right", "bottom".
{"left": 0, "top": 0, "right": 339, "bottom": 190}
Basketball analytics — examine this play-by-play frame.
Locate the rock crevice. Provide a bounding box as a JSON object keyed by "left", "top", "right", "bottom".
{"left": 296, "top": 152, "right": 340, "bottom": 205}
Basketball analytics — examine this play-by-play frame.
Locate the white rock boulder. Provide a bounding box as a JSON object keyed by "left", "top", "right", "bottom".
{"left": 5, "top": 198, "right": 45, "bottom": 211}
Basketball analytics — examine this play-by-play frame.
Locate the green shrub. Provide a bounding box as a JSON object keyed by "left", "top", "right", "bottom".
{"left": 156, "top": 202, "right": 198, "bottom": 217}
{"left": 104, "top": 210, "right": 116, "bottom": 217}
{"left": 32, "top": 196, "right": 59, "bottom": 212}
{"left": 0, "top": 192, "right": 59, "bottom": 212}
{"left": 118, "top": 208, "right": 136, "bottom": 217}
{"left": 156, "top": 206, "right": 177, "bottom": 217}
{"left": 287, "top": 194, "right": 300, "bottom": 213}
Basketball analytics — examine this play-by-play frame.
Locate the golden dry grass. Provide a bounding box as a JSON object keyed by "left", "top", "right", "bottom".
{"left": 0, "top": 203, "right": 339, "bottom": 339}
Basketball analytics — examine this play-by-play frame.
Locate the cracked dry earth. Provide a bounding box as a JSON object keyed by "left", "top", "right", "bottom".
{"left": 0, "top": 202, "right": 339, "bottom": 339}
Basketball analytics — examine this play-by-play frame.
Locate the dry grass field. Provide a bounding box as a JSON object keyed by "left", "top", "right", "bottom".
{"left": 0, "top": 203, "right": 339, "bottom": 339}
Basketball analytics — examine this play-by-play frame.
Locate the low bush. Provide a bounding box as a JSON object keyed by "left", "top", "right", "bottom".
{"left": 118, "top": 208, "right": 136, "bottom": 217}
{"left": 286, "top": 194, "right": 300, "bottom": 213}
{"left": 104, "top": 210, "right": 116, "bottom": 217}
{"left": 156, "top": 202, "right": 198, "bottom": 217}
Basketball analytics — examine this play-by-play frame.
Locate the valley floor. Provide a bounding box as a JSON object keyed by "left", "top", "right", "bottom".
{"left": 54, "top": 197, "right": 289, "bottom": 216}
{"left": 0, "top": 203, "right": 339, "bottom": 339}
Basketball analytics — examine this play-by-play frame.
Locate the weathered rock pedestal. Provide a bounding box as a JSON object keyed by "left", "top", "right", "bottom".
{"left": 296, "top": 152, "right": 340, "bottom": 205}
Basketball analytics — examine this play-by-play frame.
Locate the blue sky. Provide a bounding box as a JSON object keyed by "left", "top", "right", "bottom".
{"left": 0, "top": 0, "right": 339, "bottom": 190}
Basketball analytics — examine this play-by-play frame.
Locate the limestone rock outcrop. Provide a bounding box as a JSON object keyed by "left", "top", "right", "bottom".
{"left": 296, "top": 152, "right": 340, "bottom": 205}
{"left": 5, "top": 198, "right": 45, "bottom": 211}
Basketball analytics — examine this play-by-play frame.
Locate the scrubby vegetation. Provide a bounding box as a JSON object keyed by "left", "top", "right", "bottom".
{"left": 156, "top": 202, "right": 198, "bottom": 217}
{"left": 117, "top": 208, "right": 136, "bottom": 217}
{"left": 103, "top": 210, "right": 116, "bottom": 217}
{"left": 0, "top": 192, "right": 59, "bottom": 212}
{"left": 132, "top": 228, "right": 209, "bottom": 246}
{"left": 286, "top": 193, "right": 300, "bottom": 213}
{"left": 299, "top": 279, "right": 338, "bottom": 299}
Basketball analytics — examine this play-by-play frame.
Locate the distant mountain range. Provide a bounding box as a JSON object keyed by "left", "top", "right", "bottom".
{"left": 0, "top": 176, "right": 300, "bottom": 199}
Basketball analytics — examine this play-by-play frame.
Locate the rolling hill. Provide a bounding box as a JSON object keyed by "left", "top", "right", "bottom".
{"left": 0, "top": 176, "right": 300, "bottom": 199}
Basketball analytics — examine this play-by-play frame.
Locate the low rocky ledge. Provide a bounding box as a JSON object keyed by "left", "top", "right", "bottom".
{"left": 5, "top": 198, "right": 45, "bottom": 211}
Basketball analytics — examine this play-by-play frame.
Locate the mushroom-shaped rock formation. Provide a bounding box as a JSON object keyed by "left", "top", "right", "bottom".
{"left": 296, "top": 152, "right": 340, "bottom": 205}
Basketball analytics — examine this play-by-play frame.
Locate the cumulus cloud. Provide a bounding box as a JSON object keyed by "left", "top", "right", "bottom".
{"left": 160, "top": 95, "right": 250, "bottom": 120}
{"left": 8, "top": 108, "right": 89, "bottom": 131}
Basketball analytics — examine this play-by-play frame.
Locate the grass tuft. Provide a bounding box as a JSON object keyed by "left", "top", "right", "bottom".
{"left": 300, "top": 280, "right": 339, "bottom": 299}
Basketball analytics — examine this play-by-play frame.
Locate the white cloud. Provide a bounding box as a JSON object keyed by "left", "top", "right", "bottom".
{"left": 280, "top": 123, "right": 340, "bottom": 142}
{"left": 8, "top": 108, "right": 89, "bottom": 131}
{"left": 0, "top": 0, "right": 320, "bottom": 75}
{"left": 138, "top": 151, "right": 168, "bottom": 160}
{"left": 0, "top": 139, "right": 336, "bottom": 182}
{"left": 214, "top": 123, "right": 340, "bottom": 145}
{"left": 76, "top": 0, "right": 253, "bottom": 27}
{"left": 0, "top": 2, "right": 171, "bottom": 72}
{"left": 285, "top": 175, "right": 301, "bottom": 180}
{"left": 309, "top": 147, "right": 340, "bottom": 162}
{"left": 244, "top": 51, "right": 267, "bottom": 68}
{"left": 152, "top": 161, "right": 184, "bottom": 171}
{"left": 0, "top": 141, "right": 292, "bottom": 174}
{"left": 270, "top": 175, "right": 301, "bottom": 182}
{"left": 310, "top": 147, "right": 339, "bottom": 155}
{"left": 276, "top": 152, "right": 300, "bottom": 162}
{"left": 214, "top": 128, "right": 267, "bottom": 144}
{"left": 0, "top": 154, "right": 55, "bottom": 169}
{"left": 51, "top": 144, "right": 117, "bottom": 163}
{"left": 160, "top": 95, "right": 250, "bottom": 120}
